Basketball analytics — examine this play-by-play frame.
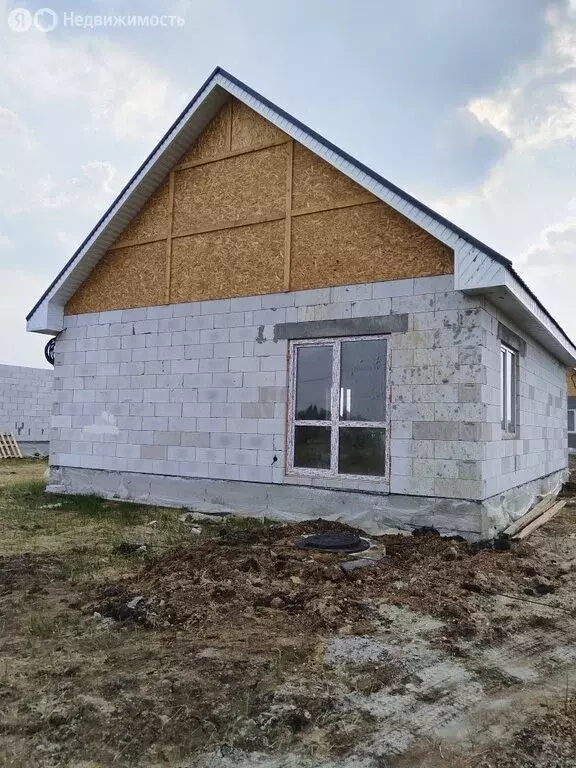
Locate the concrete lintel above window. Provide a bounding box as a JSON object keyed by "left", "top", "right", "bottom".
{"left": 274, "top": 314, "right": 408, "bottom": 342}
{"left": 498, "top": 322, "right": 527, "bottom": 357}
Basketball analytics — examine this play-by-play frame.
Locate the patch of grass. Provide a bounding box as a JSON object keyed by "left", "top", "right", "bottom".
{"left": 25, "top": 615, "right": 69, "bottom": 640}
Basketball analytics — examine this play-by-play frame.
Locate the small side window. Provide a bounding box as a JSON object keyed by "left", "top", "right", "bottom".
{"left": 501, "top": 344, "right": 518, "bottom": 435}
{"left": 568, "top": 409, "right": 575, "bottom": 433}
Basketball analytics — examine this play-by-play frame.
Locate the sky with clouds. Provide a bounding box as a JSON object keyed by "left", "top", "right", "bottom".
{"left": 1, "top": 0, "right": 575, "bottom": 368}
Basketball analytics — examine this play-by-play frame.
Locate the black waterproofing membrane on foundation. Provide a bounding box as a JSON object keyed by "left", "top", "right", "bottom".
{"left": 295, "top": 532, "right": 371, "bottom": 554}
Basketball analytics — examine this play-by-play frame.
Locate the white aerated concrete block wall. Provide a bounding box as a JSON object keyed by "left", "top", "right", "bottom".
{"left": 0, "top": 364, "right": 53, "bottom": 444}
{"left": 481, "top": 303, "right": 567, "bottom": 497}
{"left": 50, "top": 274, "right": 567, "bottom": 507}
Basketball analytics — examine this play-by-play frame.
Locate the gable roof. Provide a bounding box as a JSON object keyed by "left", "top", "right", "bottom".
{"left": 27, "top": 66, "right": 576, "bottom": 365}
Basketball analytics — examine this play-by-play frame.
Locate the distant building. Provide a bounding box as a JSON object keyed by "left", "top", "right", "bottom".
{"left": 0, "top": 364, "right": 52, "bottom": 455}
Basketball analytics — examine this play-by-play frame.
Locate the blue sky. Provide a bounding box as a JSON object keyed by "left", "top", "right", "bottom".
{"left": 1, "top": 0, "right": 575, "bottom": 367}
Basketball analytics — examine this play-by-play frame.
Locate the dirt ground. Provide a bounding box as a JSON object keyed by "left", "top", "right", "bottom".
{"left": 2, "top": 459, "right": 576, "bottom": 766}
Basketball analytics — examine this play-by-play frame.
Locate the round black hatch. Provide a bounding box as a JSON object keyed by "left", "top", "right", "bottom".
{"left": 296, "top": 532, "right": 370, "bottom": 554}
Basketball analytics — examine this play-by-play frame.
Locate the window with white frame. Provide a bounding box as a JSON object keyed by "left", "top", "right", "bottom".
{"left": 501, "top": 343, "right": 518, "bottom": 435}
{"left": 288, "top": 336, "right": 388, "bottom": 477}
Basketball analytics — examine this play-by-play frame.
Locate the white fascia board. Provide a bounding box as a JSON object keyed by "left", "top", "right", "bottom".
{"left": 455, "top": 246, "right": 576, "bottom": 366}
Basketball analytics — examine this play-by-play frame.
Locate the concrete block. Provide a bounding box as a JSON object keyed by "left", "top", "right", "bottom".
{"left": 241, "top": 466, "right": 273, "bottom": 483}
{"left": 182, "top": 403, "right": 211, "bottom": 418}
{"left": 413, "top": 421, "right": 460, "bottom": 441}
{"left": 242, "top": 403, "right": 275, "bottom": 419}
{"left": 159, "top": 317, "right": 186, "bottom": 333}
{"left": 181, "top": 431, "right": 211, "bottom": 447}
{"left": 229, "top": 357, "right": 260, "bottom": 373}
{"left": 185, "top": 315, "right": 214, "bottom": 331}
{"left": 434, "top": 441, "right": 485, "bottom": 461}
{"left": 293, "top": 287, "right": 331, "bottom": 306}
{"left": 185, "top": 344, "right": 214, "bottom": 359}
{"left": 390, "top": 475, "right": 435, "bottom": 495}
{"left": 153, "top": 431, "right": 183, "bottom": 446}
{"left": 121, "top": 308, "right": 148, "bottom": 322}
{"left": 146, "top": 305, "right": 174, "bottom": 320}
{"left": 390, "top": 439, "right": 434, "bottom": 458}
{"left": 413, "top": 275, "right": 454, "bottom": 294}
{"left": 168, "top": 416, "right": 197, "bottom": 431}
{"left": 172, "top": 302, "right": 201, "bottom": 318}
{"left": 197, "top": 417, "right": 227, "bottom": 433}
{"left": 214, "top": 312, "right": 246, "bottom": 329}
{"left": 212, "top": 372, "right": 243, "bottom": 388}
{"left": 413, "top": 385, "right": 459, "bottom": 403}
{"left": 372, "top": 279, "right": 414, "bottom": 298}
{"left": 141, "top": 445, "right": 168, "bottom": 460}
{"left": 195, "top": 447, "right": 226, "bottom": 463}
{"left": 167, "top": 446, "right": 197, "bottom": 462}
{"left": 227, "top": 387, "right": 260, "bottom": 403}
{"left": 210, "top": 403, "right": 242, "bottom": 418}
{"left": 210, "top": 432, "right": 241, "bottom": 449}
{"left": 231, "top": 295, "right": 263, "bottom": 311}
{"left": 209, "top": 464, "right": 240, "bottom": 480}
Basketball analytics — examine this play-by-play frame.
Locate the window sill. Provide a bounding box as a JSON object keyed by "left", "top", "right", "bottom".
{"left": 501, "top": 431, "right": 520, "bottom": 440}
{"left": 284, "top": 471, "right": 389, "bottom": 494}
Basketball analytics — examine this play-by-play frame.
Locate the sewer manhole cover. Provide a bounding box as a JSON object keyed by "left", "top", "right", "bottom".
{"left": 296, "top": 532, "right": 370, "bottom": 553}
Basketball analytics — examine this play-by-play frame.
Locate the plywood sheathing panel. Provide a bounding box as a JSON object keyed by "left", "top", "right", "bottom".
{"left": 66, "top": 240, "right": 167, "bottom": 314}
{"left": 172, "top": 144, "right": 288, "bottom": 236}
{"left": 231, "top": 98, "right": 288, "bottom": 151}
{"left": 114, "top": 179, "right": 170, "bottom": 247}
{"left": 170, "top": 220, "right": 285, "bottom": 304}
{"left": 290, "top": 202, "right": 453, "bottom": 291}
{"left": 568, "top": 371, "right": 576, "bottom": 397}
{"left": 292, "top": 144, "right": 377, "bottom": 212}
{"left": 178, "top": 102, "right": 232, "bottom": 165}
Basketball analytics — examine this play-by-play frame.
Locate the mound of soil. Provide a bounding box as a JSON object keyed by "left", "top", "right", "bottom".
{"left": 89, "top": 520, "right": 560, "bottom": 643}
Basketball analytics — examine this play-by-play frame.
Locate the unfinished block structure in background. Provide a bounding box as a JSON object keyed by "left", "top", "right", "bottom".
{"left": 27, "top": 69, "right": 576, "bottom": 539}
{"left": 0, "top": 364, "right": 52, "bottom": 456}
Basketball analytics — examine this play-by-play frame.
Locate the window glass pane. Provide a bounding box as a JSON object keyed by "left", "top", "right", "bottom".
{"left": 338, "top": 427, "right": 386, "bottom": 476}
{"left": 340, "top": 339, "right": 387, "bottom": 422}
{"left": 569, "top": 410, "right": 575, "bottom": 433}
{"left": 501, "top": 347, "right": 507, "bottom": 428}
{"left": 506, "top": 349, "right": 514, "bottom": 432}
{"left": 295, "top": 346, "right": 332, "bottom": 420}
{"left": 294, "top": 426, "right": 331, "bottom": 469}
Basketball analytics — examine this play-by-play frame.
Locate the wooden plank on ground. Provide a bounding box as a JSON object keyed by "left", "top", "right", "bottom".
{"left": 512, "top": 500, "right": 567, "bottom": 541}
{"left": 504, "top": 496, "right": 557, "bottom": 537}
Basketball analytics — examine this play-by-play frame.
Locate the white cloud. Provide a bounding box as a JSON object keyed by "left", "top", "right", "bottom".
{"left": 433, "top": 6, "right": 576, "bottom": 289}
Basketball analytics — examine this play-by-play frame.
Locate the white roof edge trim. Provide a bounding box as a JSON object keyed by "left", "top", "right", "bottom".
{"left": 27, "top": 68, "right": 576, "bottom": 364}
{"left": 455, "top": 247, "right": 576, "bottom": 366}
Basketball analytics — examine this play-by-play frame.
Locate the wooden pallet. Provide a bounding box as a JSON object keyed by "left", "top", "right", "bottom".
{"left": 0, "top": 432, "right": 23, "bottom": 459}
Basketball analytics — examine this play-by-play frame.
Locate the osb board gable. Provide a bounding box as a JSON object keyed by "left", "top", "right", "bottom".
{"left": 290, "top": 202, "right": 453, "bottom": 291}
{"left": 172, "top": 144, "right": 288, "bottom": 236}
{"left": 65, "top": 240, "right": 167, "bottom": 314}
{"left": 231, "top": 98, "right": 288, "bottom": 151}
{"left": 292, "top": 144, "right": 377, "bottom": 212}
{"left": 170, "top": 220, "right": 284, "bottom": 304}
{"left": 179, "top": 102, "right": 231, "bottom": 164}
{"left": 115, "top": 179, "right": 170, "bottom": 247}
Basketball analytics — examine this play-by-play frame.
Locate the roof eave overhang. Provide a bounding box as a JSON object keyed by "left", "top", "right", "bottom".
{"left": 26, "top": 68, "right": 576, "bottom": 367}
{"left": 455, "top": 246, "right": 576, "bottom": 367}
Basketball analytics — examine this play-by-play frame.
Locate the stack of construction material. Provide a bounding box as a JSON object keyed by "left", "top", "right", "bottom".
{"left": 503, "top": 497, "right": 567, "bottom": 540}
